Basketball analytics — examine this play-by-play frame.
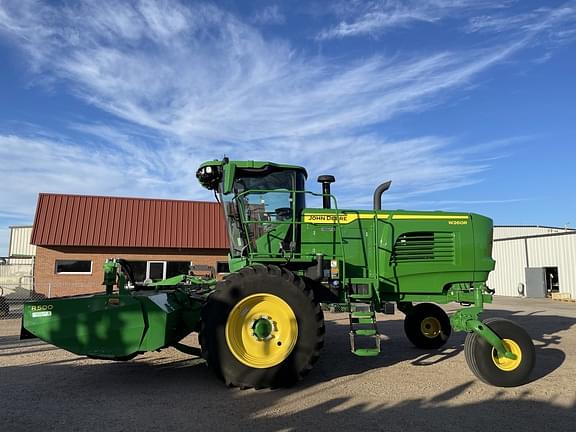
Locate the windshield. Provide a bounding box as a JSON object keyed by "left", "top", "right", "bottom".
{"left": 220, "top": 169, "right": 306, "bottom": 257}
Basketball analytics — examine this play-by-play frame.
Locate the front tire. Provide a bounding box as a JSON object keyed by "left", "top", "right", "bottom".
{"left": 464, "top": 318, "right": 535, "bottom": 387}
{"left": 404, "top": 303, "right": 451, "bottom": 349}
{"left": 200, "top": 264, "right": 325, "bottom": 388}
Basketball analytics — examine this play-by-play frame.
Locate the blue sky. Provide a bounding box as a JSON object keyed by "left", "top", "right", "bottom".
{"left": 1, "top": 0, "right": 575, "bottom": 254}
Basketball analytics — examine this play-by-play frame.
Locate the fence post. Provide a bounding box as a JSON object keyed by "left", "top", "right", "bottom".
{"left": 48, "top": 283, "right": 51, "bottom": 299}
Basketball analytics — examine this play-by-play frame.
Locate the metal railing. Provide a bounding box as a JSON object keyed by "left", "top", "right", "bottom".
{"left": 0, "top": 282, "right": 44, "bottom": 319}
{"left": 0, "top": 279, "right": 105, "bottom": 319}
{"left": 0, "top": 257, "right": 36, "bottom": 319}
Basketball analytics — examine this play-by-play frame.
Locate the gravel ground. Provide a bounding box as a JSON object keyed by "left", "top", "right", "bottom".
{"left": 1, "top": 297, "right": 575, "bottom": 431}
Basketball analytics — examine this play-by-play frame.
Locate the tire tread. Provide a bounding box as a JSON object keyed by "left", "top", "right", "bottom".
{"left": 200, "top": 265, "right": 325, "bottom": 389}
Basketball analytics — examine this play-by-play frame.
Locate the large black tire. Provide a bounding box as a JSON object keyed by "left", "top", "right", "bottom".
{"left": 404, "top": 303, "right": 451, "bottom": 349}
{"left": 200, "top": 264, "right": 325, "bottom": 388}
{"left": 464, "top": 318, "right": 535, "bottom": 387}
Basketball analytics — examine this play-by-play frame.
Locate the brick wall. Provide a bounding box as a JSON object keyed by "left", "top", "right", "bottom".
{"left": 34, "top": 246, "right": 228, "bottom": 297}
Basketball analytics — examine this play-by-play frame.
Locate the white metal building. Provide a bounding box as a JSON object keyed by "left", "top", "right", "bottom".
{"left": 493, "top": 225, "right": 571, "bottom": 240}
{"left": 1, "top": 226, "right": 35, "bottom": 296}
{"left": 488, "top": 226, "right": 576, "bottom": 300}
{"left": 8, "top": 225, "right": 36, "bottom": 257}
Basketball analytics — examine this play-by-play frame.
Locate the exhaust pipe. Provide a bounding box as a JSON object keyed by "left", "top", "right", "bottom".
{"left": 373, "top": 181, "right": 392, "bottom": 210}
{"left": 317, "top": 175, "right": 336, "bottom": 209}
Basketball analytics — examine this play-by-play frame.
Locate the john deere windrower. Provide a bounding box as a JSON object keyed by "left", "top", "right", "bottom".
{"left": 22, "top": 158, "right": 535, "bottom": 388}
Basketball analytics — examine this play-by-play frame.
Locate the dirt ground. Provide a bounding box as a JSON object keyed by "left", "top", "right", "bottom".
{"left": 1, "top": 297, "right": 575, "bottom": 432}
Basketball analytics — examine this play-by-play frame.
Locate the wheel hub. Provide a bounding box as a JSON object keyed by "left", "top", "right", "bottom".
{"left": 421, "top": 316, "right": 442, "bottom": 338}
{"left": 492, "top": 338, "right": 522, "bottom": 371}
{"left": 251, "top": 316, "right": 275, "bottom": 340}
{"left": 225, "top": 293, "right": 298, "bottom": 368}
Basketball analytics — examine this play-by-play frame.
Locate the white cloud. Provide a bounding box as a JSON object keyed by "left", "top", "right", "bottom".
{"left": 466, "top": 4, "right": 576, "bottom": 51}
{"left": 251, "top": 5, "right": 285, "bottom": 25}
{"left": 0, "top": 0, "right": 526, "bottom": 144}
{"left": 463, "top": 5, "right": 576, "bottom": 65}
{"left": 467, "top": 5, "right": 576, "bottom": 34}
{"left": 316, "top": 0, "right": 511, "bottom": 40}
{"left": 0, "top": 0, "right": 560, "bottom": 231}
{"left": 315, "top": 1, "right": 576, "bottom": 45}
{"left": 0, "top": 131, "right": 212, "bottom": 222}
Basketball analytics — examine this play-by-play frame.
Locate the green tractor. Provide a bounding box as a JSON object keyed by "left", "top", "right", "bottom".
{"left": 22, "top": 158, "right": 535, "bottom": 388}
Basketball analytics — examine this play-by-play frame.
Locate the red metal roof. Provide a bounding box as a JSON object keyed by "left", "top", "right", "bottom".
{"left": 31, "top": 193, "right": 228, "bottom": 249}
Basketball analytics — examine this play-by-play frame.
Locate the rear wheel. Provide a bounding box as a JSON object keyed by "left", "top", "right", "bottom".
{"left": 200, "top": 264, "right": 325, "bottom": 388}
{"left": 464, "top": 318, "right": 535, "bottom": 387}
{"left": 404, "top": 303, "right": 451, "bottom": 349}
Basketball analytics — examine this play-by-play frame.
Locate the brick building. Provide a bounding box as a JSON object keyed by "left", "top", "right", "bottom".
{"left": 31, "top": 193, "right": 228, "bottom": 297}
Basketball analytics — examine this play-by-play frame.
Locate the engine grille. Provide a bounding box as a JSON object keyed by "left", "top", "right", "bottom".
{"left": 391, "top": 232, "right": 455, "bottom": 263}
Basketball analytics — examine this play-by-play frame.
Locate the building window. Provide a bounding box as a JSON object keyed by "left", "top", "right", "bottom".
{"left": 55, "top": 260, "right": 92, "bottom": 274}
{"left": 216, "top": 261, "right": 230, "bottom": 274}
{"left": 127, "top": 261, "right": 147, "bottom": 282}
{"left": 125, "top": 260, "right": 192, "bottom": 282}
{"left": 147, "top": 261, "right": 166, "bottom": 280}
{"left": 167, "top": 261, "right": 192, "bottom": 278}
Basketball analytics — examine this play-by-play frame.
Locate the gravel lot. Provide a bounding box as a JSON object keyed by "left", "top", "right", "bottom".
{"left": 1, "top": 297, "right": 575, "bottom": 431}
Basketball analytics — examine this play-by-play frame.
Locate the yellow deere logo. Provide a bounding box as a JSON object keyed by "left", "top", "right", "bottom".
{"left": 303, "top": 213, "right": 389, "bottom": 224}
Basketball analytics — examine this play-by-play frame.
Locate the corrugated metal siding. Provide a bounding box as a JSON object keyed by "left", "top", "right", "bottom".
{"left": 31, "top": 194, "right": 228, "bottom": 249}
{"left": 494, "top": 226, "right": 571, "bottom": 240}
{"left": 8, "top": 226, "right": 36, "bottom": 257}
{"left": 527, "top": 235, "right": 576, "bottom": 300}
{"left": 489, "top": 233, "right": 576, "bottom": 298}
{"left": 488, "top": 239, "right": 527, "bottom": 296}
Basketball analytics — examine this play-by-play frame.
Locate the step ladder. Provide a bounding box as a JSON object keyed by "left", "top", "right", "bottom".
{"left": 348, "top": 302, "right": 380, "bottom": 357}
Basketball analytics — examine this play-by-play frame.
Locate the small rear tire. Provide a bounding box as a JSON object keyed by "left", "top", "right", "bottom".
{"left": 404, "top": 303, "right": 451, "bottom": 349}
{"left": 464, "top": 318, "right": 535, "bottom": 387}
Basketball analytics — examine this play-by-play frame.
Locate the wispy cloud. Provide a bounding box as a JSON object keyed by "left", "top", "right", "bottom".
{"left": 0, "top": 125, "right": 229, "bottom": 259}
{"left": 316, "top": 0, "right": 510, "bottom": 40}
{"left": 466, "top": 3, "right": 576, "bottom": 52}
{"left": 0, "top": 132, "right": 170, "bottom": 216}
{"left": 0, "top": 0, "right": 565, "bottom": 225}
{"left": 251, "top": 5, "right": 285, "bottom": 25}
{"left": 0, "top": 0, "right": 525, "bottom": 143}
{"left": 315, "top": 0, "right": 576, "bottom": 46}
{"left": 467, "top": 4, "right": 576, "bottom": 35}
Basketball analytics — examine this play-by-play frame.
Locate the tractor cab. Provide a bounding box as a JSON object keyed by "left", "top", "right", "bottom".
{"left": 197, "top": 159, "right": 308, "bottom": 259}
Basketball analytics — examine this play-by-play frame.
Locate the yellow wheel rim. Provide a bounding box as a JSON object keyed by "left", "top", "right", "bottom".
{"left": 492, "top": 339, "right": 523, "bottom": 371}
{"left": 225, "top": 293, "right": 298, "bottom": 369}
{"left": 421, "top": 317, "right": 442, "bottom": 338}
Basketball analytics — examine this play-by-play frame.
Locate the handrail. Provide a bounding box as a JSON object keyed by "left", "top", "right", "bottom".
{"left": 230, "top": 189, "right": 348, "bottom": 280}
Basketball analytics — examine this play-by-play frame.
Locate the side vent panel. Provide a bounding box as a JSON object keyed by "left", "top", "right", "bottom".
{"left": 392, "top": 232, "right": 455, "bottom": 263}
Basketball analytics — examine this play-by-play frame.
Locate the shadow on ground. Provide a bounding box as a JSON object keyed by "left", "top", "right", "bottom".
{"left": 2, "top": 359, "right": 575, "bottom": 431}
{"left": 1, "top": 306, "right": 575, "bottom": 431}
{"left": 307, "top": 307, "right": 572, "bottom": 385}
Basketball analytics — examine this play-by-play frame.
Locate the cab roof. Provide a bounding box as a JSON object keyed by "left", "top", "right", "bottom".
{"left": 199, "top": 159, "right": 308, "bottom": 178}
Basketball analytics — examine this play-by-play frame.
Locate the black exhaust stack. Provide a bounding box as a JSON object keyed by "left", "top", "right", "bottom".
{"left": 373, "top": 181, "right": 392, "bottom": 210}
{"left": 317, "top": 175, "right": 336, "bottom": 209}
